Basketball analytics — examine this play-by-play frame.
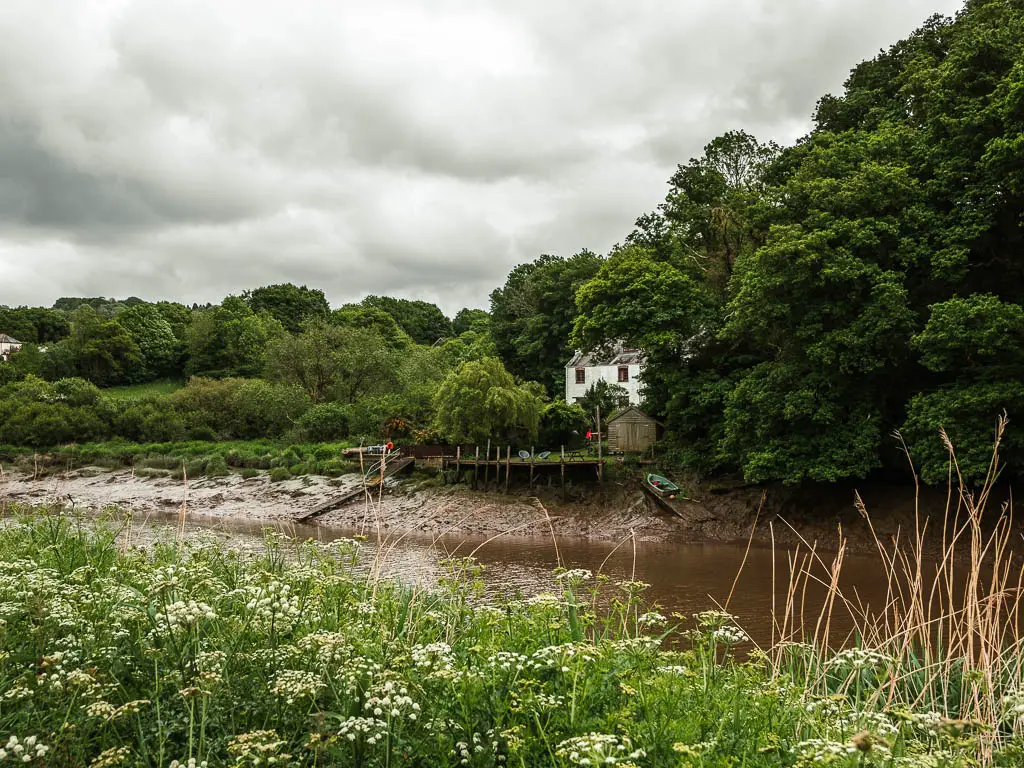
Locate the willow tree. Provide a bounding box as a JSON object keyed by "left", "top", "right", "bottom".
{"left": 432, "top": 357, "right": 543, "bottom": 445}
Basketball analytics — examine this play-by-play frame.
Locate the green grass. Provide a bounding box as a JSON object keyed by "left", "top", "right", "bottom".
{"left": 101, "top": 379, "right": 186, "bottom": 399}
{"left": 0, "top": 509, "right": 1018, "bottom": 767}
{"left": 0, "top": 439, "right": 359, "bottom": 477}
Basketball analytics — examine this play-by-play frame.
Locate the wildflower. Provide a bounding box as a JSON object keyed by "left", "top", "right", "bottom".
{"left": 637, "top": 611, "right": 667, "bottom": 629}
{"left": 337, "top": 717, "right": 388, "bottom": 746}
{"left": 227, "top": 730, "right": 291, "bottom": 766}
{"left": 0, "top": 736, "right": 49, "bottom": 763}
{"left": 271, "top": 670, "right": 324, "bottom": 705}
{"left": 556, "top": 734, "right": 645, "bottom": 766}
{"left": 410, "top": 642, "right": 454, "bottom": 673}
{"left": 89, "top": 747, "right": 132, "bottom": 767}
{"left": 168, "top": 760, "right": 208, "bottom": 768}
{"left": 555, "top": 568, "right": 593, "bottom": 585}
{"left": 826, "top": 647, "right": 892, "bottom": 672}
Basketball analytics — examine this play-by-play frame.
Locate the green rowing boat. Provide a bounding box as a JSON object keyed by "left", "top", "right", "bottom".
{"left": 645, "top": 473, "right": 680, "bottom": 498}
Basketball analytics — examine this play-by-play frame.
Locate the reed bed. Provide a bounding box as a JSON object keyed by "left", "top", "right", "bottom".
{"left": 767, "top": 417, "right": 1024, "bottom": 764}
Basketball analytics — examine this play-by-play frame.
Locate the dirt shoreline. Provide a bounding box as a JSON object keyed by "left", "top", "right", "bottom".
{"left": 1, "top": 465, "right": 1014, "bottom": 560}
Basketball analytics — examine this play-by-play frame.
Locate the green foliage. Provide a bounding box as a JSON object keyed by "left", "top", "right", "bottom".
{"left": 433, "top": 357, "right": 544, "bottom": 444}
{"left": 169, "top": 377, "right": 310, "bottom": 440}
{"left": 575, "top": 380, "right": 628, "bottom": 426}
{"left": 265, "top": 321, "right": 398, "bottom": 404}
{"left": 269, "top": 466, "right": 291, "bottom": 482}
{"left": 361, "top": 295, "right": 451, "bottom": 345}
{"left": 330, "top": 305, "right": 412, "bottom": 350}
{"left": 186, "top": 296, "right": 286, "bottom": 379}
{"left": 296, "top": 403, "right": 350, "bottom": 442}
{"left": 490, "top": 251, "right": 603, "bottom": 394}
{"left": 243, "top": 283, "right": 330, "bottom": 333}
{"left": 540, "top": 401, "right": 590, "bottom": 449}
{"left": 451, "top": 307, "right": 490, "bottom": 335}
{"left": 116, "top": 303, "right": 181, "bottom": 379}
{"left": 0, "top": 305, "right": 71, "bottom": 344}
{"left": 56, "top": 306, "right": 145, "bottom": 387}
{"left": 569, "top": 2, "right": 1024, "bottom": 486}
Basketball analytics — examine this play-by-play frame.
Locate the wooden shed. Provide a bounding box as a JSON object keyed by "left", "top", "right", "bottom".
{"left": 606, "top": 407, "right": 662, "bottom": 453}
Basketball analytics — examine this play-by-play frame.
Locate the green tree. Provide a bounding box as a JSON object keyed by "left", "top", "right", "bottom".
{"left": 185, "top": 296, "right": 286, "bottom": 378}
{"left": 265, "top": 321, "right": 398, "bottom": 404}
{"left": 117, "top": 304, "right": 180, "bottom": 380}
{"left": 452, "top": 308, "right": 490, "bottom": 335}
{"left": 361, "top": 296, "right": 451, "bottom": 345}
{"left": 244, "top": 284, "right": 330, "bottom": 334}
{"left": 540, "top": 400, "right": 590, "bottom": 449}
{"left": 433, "top": 357, "right": 544, "bottom": 444}
{"left": 490, "top": 251, "right": 603, "bottom": 394}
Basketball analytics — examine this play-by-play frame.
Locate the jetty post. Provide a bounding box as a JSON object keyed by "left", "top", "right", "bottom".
{"left": 505, "top": 446, "right": 511, "bottom": 494}
{"left": 529, "top": 446, "right": 535, "bottom": 490}
{"left": 560, "top": 445, "right": 566, "bottom": 498}
{"left": 473, "top": 446, "right": 480, "bottom": 489}
{"left": 455, "top": 446, "right": 461, "bottom": 484}
{"left": 484, "top": 439, "right": 491, "bottom": 488}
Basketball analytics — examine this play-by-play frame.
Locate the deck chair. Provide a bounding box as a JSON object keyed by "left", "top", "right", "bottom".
{"left": 518, "top": 450, "right": 531, "bottom": 460}
{"left": 537, "top": 451, "right": 552, "bottom": 460}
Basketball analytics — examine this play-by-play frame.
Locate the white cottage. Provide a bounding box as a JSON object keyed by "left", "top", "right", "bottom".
{"left": 0, "top": 334, "right": 22, "bottom": 361}
{"left": 564, "top": 346, "right": 645, "bottom": 406}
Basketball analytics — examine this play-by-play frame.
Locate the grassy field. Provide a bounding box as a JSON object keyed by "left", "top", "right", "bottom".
{"left": 0, "top": 504, "right": 1022, "bottom": 767}
{"left": 102, "top": 379, "right": 186, "bottom": 399}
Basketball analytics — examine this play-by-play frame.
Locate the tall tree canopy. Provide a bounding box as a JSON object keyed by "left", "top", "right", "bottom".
{"left": 243, "top": 284, "right": 330, "bottom": 334}
{"left": 490, "top": 251, "right": 603, "bottom": 395}
{"left": 361, "top": 296, "right": 451, "bottom": 345}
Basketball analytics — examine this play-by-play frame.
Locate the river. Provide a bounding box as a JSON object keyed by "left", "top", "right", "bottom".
{"left": 118, "top": 510, "right": 899, "bottom": 648}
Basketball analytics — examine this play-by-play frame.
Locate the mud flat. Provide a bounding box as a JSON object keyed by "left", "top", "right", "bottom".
{"left": 0, "top": 464, "right": 1008, "bottom": 558}
{"left": 0, "top": 466, "right": 682, "bottom": 541}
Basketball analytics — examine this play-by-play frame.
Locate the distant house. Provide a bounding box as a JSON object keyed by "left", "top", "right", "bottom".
{"left": 607, "top": 407, "right": 662, "bottom": 453}
{"left": 0, "top": 334, "right": 22, "bottom": 361}
{"left": 564, "top": 345, "right": 645, "bottom": 407}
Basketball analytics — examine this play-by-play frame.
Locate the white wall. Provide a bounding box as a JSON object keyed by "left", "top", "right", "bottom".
{"left": 564, "top": 363, "right": 643, "bottom": 406}
{"left": 0, "top": 341, "right": 21, "bottom": 361}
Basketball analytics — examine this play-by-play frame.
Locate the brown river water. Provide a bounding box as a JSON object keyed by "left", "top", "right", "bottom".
{"left": 118, "top": 511, "right": 900, "bottom": 648}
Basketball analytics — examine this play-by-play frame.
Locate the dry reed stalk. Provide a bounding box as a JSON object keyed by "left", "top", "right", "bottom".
{"left": 754, "top": 414, "right": 1023, "bottom": 764}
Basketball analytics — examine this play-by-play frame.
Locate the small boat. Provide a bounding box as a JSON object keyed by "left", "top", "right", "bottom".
{"left": 645, "top": 473, "right": 680, "bottom": 498}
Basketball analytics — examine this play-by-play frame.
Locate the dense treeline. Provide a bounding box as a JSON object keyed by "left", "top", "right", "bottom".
{"left": 2, "top": 1, "right": 1020, "bottom": 485}
{"left": 0, "top": 289, "right": 584, "bottom": 450}
{"left": 570, "top": 0, "right": 1024, "bottom": 485}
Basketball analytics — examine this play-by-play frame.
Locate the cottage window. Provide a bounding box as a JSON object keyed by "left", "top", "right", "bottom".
{"left": 575, "top": 368, "right": 586, "bottom": 384}
{"left": 617, "top": 366, "right": 629, "bottom": 383}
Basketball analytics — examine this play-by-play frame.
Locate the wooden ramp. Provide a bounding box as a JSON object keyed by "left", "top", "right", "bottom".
{"left": 294, "top": 456, "right": 414, "bottom": 523}
{"left": 641, "top": 484, "right": 702, "bottom": 519}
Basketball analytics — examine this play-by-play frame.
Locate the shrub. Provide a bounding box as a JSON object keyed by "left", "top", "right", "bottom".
{"left": 297, "top": 403, "right": 350, "bottom": 442}
{"left": 269, "top": 467, "right": 291, "bottom": 482}
{"left": 240, "top": 468, "right": 260, "bottom": 479}
{"left": 205, "top": 455, "right": 230, "bottom": 477}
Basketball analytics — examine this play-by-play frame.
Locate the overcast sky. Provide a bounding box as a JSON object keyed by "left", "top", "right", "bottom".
{"left": 0, "top": 0, "right": 964, "bottom": 315}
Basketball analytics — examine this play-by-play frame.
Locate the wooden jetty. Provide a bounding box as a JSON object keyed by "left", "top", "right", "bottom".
{"left": 295, "top": 456, "right": 414, "bottom": 522}
{"left": 441, "top": 445, "right": 605, "bottom": 494}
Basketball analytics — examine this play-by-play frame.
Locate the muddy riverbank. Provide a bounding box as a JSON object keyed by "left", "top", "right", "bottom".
{"left": 0, "top": 464, "right": 1010, "bottom": 557}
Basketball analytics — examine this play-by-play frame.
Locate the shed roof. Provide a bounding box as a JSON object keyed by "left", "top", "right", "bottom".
{"left": 607, "top": 406, "right": 664, "bottom": 427}
{"left": 566, "top": 344, "right": 645, "bottom": 368}
{"left": 0, "top": 334, "right": 22, "bottom": 344}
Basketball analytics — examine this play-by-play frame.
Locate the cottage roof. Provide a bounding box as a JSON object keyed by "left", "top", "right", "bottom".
{"left": 0, "top": 334, "right": 22, "bottom": 344}
{"left": 565, "top": 344, "right": 645, "bottom": 368}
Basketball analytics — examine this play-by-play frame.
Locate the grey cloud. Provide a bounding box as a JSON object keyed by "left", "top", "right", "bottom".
{"left": 0, "top": 0, "right": 965, "bottom": 314}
